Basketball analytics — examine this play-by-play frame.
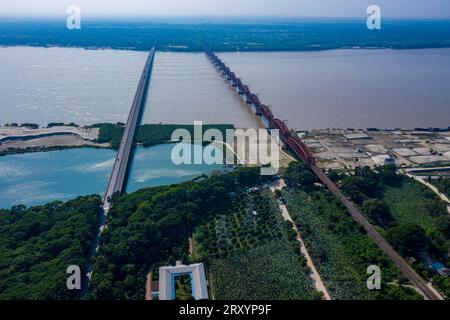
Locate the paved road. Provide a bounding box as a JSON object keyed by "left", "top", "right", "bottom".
{"left": 103, "top": 46, "right": 156, "bottom": 211}
{"left": 311, "top": 165, "right": 444, "bottom": 300}
{"left": 81, "top": 48, "right": 156, "bottom": 296}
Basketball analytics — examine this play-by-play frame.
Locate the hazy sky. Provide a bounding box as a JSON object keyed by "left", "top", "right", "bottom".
{"left": 1, "top": 0, "right": 450, "bottom": 18}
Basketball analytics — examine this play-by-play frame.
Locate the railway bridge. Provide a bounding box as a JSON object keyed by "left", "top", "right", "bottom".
{"left": 205, "top": 50, "right": 443, "bottom": 300}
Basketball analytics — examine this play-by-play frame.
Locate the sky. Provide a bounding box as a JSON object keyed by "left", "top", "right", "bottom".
{"left": 1, "top": 0, "right": 450, "bottom": 19}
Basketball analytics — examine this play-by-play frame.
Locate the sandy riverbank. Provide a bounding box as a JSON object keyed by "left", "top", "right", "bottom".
{"left": 0, "top": 125, "right": 110, "bottom": 155}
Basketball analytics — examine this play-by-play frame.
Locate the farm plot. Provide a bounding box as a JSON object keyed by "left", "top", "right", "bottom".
{"left": 194, "top": 191, "right": 319, "bottom": 300}
{"left": 285, "top": 190, "right": 422, "bottom": 300}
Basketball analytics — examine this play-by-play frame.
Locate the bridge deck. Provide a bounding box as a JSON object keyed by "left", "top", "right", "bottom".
{"left": 103, "top": 46, "right": 156, "bottom": 211}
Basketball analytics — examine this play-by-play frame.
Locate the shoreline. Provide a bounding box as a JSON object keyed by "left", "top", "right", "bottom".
{"left": 2, "top": 44, "right": 450, "bottom": 53}
{"left": 1, "top": 124, "right": 449, "bottom": 158}
{"left": 0, "top": 125, "right": 110, "bottom": 156}
{"left": 0, "top": 144, "right": 111, "bottom": 157}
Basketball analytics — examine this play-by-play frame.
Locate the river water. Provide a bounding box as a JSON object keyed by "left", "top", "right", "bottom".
{"left": 219, "top": 49, "right": 450, "bottom": 130}
{"left": 1, "top": 47, "right": 449, "bottom": 130}
{"left": 0, "top": 144, "right": 225, "bottom": 209}
{"left": 141, "top": 52, "right": 259, "bottom": 128}
{"left": 1, "top": 46, "right": 450, "bottom": 208}
{"left": 0, "top": 46, "right": 146, "bottom": 125}
{"left": 0, "top": 47, "right": 258, "bottom": 128}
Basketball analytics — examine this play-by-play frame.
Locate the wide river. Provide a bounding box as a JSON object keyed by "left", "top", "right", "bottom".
{"left": 1, "top": 46, "right": 450, "bottom": 208}
{"left": 219, "top": 49, "right": 450, "bottom": 130}
{"left": 1, "top": 47, "right": 449, "bottom": 129}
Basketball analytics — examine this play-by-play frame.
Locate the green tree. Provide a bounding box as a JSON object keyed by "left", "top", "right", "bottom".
{"left": 181, "top": 253, "right": 190, "bottom": 265}
{"left": 386, "top": 224, "right": 431, "bottom": 257}
{"left": 362, "top": 199, "right": 396, "bottom": 228}
{"left": 168, "top": 255, "right": 176, "bottom": 266}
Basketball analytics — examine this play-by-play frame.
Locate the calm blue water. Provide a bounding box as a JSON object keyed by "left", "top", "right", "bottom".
{"left": 0, "top": 144, "right": 226, "bottom": 209}
{"left": 127, "top": 144, "right": 227, "bottom": 193}
{"left": 0, "top": 148, "right": 114, "bottom": 209}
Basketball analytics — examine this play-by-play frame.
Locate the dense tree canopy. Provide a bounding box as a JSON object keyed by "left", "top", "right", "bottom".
{"left": 386, "top": 224, "right": 432, "bottom": 257}
{"left": 337, "top": 165, "right": 450, "bottom": 298}
{"left": 88, "top": 167, "right": 271, "bottom": 299}
{"left": 0, "top": 196, "right": 101, "bottom": 300}
{"left": 362, "top": 199, "right": 396, "bottom": 228}
{"left": 433, "top": 177, "right": 450, "bottom": 198}
{"left": 93, "top": 123, "right": 234, "bottom": 149}
{"left": 284, "top": 162, "right": 317, "bottom": 190}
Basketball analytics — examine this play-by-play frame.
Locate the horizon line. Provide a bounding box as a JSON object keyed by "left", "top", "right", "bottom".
{"left": 1, "top": 14, "right": 450, "bottom": 21}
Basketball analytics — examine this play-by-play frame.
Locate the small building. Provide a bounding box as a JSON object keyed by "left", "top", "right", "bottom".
{"left": 371, "top": 154, "right": 395, "bottom": 166}
{"left": 343, "top": 132, "right": 370, "bottom": 140}
{"left": 159, "top": 263, "right": 209, "bottom": 300}
{"left": 431, "top": 263, "right": 450, "bottom": 277}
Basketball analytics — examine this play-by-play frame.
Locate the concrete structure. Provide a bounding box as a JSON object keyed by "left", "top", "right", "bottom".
{"left": 159, "top": 263, "right": 209, "bottom": 300}
{"left": 83, "top": 47, "right": 156, "bottom": 295}
{"left": 371, "top": 154, "right": 395, "bottom": 166}
{"left": 103, "top": 46, "right": 156, "bottom": 211}
{"left": 343, "top": 132, "right": 370, "bottom": 140}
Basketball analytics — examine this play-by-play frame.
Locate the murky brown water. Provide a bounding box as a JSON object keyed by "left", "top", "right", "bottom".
{"left": 2, "top": 47, "right": 449, "bottom": 130}
{"left": 219, "top": 49, "right": 450, "bottom": 130}
{"left": 0, "top": 46, "right": 146, "bottom": 125}
{"left": 141, "top": 52, "right": 260, "bottom": 128}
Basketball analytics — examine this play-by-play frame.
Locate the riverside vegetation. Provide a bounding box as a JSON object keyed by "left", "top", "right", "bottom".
{"left": 334, "top": 165, "right": 450, "bottom": 298}
{"left": 93, "top": 123, "right": 234, "bottom": 149}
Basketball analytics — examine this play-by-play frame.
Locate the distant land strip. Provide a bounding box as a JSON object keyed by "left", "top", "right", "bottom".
{"left": 1, "top": 19, "right": 450, "bottom": 52}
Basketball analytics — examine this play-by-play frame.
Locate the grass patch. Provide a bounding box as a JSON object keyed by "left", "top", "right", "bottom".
{"left": 382, "top": 178, "right": 447, "bottom": 231}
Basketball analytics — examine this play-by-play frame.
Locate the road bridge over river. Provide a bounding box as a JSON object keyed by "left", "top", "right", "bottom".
{"left": 82, "top": 47, "right": 156, "bottom": 295}
{"left": 103, "top": 46, "right": 156, "bottom": 211}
